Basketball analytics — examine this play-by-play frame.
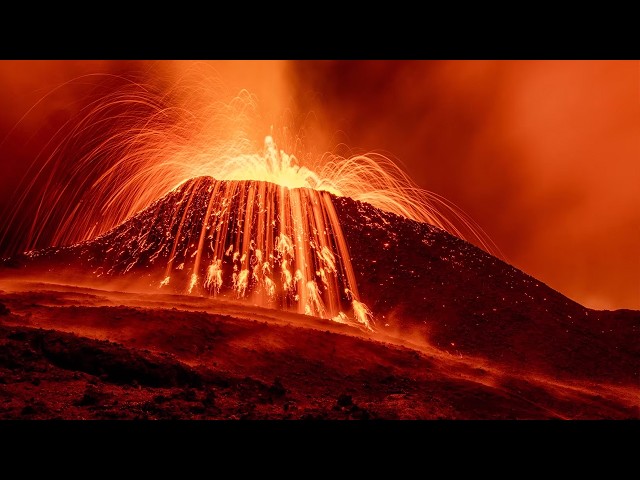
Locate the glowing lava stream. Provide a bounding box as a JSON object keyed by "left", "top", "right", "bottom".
{"left": 1, "top": 75, "right": 500, "bottom": 333}
{"left": 155, "top": 137, "right": 374, "bottom": 331}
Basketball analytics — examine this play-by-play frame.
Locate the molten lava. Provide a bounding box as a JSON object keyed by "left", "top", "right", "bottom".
{"left": 152, "top": 174, "right": 374, "bottom": 330}
{"left": 0, "top": 77, "right": 501, "bottom": 331}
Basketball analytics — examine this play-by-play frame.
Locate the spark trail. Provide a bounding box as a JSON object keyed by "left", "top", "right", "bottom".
{"left": 0, "top": 72, "right": 501, "bottom": 331}
{"left": 145, "top": 172, "right": 374, "bottom": 330}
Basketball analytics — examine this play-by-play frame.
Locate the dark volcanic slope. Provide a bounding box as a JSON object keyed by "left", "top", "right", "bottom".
{"left": 0, "top": 300, "right": 636, "bottom": 420}
{"left": 3, "top": 177, "right": 639, "bottom": 385}
{"left": 333, "top": 196, "right": 638, "bottom": 384}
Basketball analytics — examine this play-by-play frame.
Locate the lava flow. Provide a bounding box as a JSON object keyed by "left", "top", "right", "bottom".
{"left": 10, "top": 131, "right": 493, "bottom": 332}
{"left": 0, "top": 63, "right": 637, "bottom": 421}
{"left": 172, "top": 137, "right": 373, "bottom": 329}
{"left": 136, "top": 175, "right": 372, "bottom": 330}
{"left": 0, "top": 95, "right": 498, "bottom": 332}
{"left": 0, "top": 76, "right": 502, "bottom": 332}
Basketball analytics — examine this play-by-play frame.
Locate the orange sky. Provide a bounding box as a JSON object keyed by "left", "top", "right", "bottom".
{"left": 0, "top": 60, "right": 637, "bottom": 310}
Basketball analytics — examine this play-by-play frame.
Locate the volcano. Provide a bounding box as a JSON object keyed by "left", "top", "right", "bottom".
{"left": 0, "top": 177, "right": 638, "bottom": 419}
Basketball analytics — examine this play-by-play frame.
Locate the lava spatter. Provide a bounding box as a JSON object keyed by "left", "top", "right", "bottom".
{"left": 160, "top": 176, "right": 374, "bottom": 330}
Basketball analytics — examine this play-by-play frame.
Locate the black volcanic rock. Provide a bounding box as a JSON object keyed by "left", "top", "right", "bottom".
{"left": 11, "top": 177, "right": 365, "bottom": 321}
{"left": 3, "top": 176, "right": 638, "bottom": 384}
{"left": 332, "top": 195, "right": 639, "bottom": 384}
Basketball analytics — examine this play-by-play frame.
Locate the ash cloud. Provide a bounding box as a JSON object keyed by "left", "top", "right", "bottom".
{"left": 286, "top": 60, "right": 640, "bottom": 310}
{"left": 0, "top": 60, "right": 637, "bottom": 310}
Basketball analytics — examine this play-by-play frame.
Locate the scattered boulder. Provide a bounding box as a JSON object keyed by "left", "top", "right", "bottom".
{"left": 21, "top": 405, "right": 36, "bottom": 416}
{"left": 75, "top": 384, "right": 110, "bottom": 406}
{"left": 269, "top": 377, "right": 286, "bottom": 398}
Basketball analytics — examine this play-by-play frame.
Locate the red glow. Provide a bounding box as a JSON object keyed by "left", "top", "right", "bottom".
{"left": 0, "top": 60, "right": 638, "bottom": 310}
{"left": 288, "top": 60, "right": 640, "bottom": 310}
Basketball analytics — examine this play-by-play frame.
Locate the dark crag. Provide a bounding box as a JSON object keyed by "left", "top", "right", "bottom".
{"left": 3, "top": 176, "right": 639, "bottom": 386}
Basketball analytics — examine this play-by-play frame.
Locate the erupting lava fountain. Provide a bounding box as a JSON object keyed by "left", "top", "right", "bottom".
{"left": 0, "top": 83, "right": 499, "bottom": 333}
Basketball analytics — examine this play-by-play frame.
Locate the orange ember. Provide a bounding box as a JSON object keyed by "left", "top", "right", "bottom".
{"left": 0, "top": 60, "right": 637, "bottom": 311}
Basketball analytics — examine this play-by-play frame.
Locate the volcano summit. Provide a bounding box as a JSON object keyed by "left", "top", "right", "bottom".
{"left": 1, "top": 174, "right": 638, "bottom": 419}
